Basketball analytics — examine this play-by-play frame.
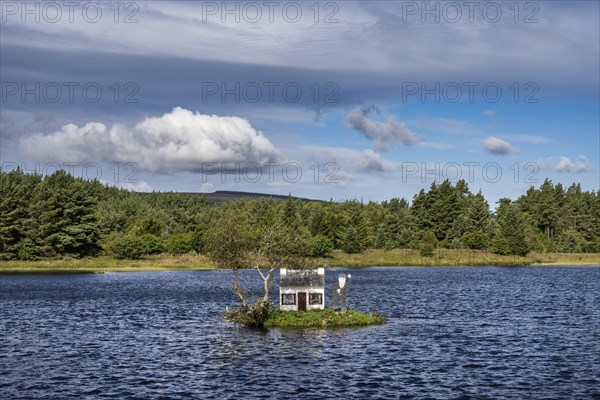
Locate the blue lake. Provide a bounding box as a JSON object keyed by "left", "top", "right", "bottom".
{"left": 1, "top": 266, "right": 599, "bottom": 399}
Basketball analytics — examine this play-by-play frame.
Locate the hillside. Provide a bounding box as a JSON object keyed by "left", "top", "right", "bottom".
{"left": 173, "top": 190, "right": 317, "bottom": 203}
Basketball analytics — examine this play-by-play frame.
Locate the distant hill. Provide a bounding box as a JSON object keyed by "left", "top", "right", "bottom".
{"left": 160, "top": 190, "right": 318, "bottom": 203}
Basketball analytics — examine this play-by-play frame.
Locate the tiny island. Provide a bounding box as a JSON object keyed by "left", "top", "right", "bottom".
{"left": 225, "top": 267, "right": 386, "bottom": 329}
{"left": 266, "top": 268, "right": 386, "bottom": 328}
{"left": 200, "top": 209, "right": 389, "bottom": 329}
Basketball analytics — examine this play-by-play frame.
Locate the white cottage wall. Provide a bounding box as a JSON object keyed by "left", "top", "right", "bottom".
{"left": 280, "top": 287, "right": 325, "bottom": 311}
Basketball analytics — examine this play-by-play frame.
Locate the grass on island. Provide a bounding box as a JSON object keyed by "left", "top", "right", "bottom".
{"left": 264, "top": 308, "right": 387, "bottom": 329}
{"left": 0, "top": 249, "right": 598, "bottom": 273}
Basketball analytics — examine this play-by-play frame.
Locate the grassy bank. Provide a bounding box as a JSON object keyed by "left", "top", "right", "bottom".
{"left": 317, "top": 249, "right": 600, "bottom": 267}
{"left": 0, "top": 250, "right": 597, "bottom": 273}
{"left": 0, "top": 255, "right": 214, "bottom": 273}
{"left": 264, "top": 308, "right": 387, "bottom": 329}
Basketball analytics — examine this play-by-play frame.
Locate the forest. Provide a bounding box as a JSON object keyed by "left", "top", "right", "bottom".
{"left": 0, "top": 169, "right": 599, "bottom": 261}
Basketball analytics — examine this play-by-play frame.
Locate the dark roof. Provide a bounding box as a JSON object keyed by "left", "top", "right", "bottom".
{"left": 280, "top": 269, "right": 324, "bottom": 287}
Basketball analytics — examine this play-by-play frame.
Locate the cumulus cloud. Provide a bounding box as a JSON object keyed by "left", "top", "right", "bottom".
{"left": 122, "top": 180, "right": 153, "bottom": 193}
{"left": 344, "top": 106, "right": 419, "bottom": 151}
{"left": 19, "top": 107, "right": 279, "bottom": 174}
{"left": 481, "top": 136, "right": 518, "bottom": 155}
{"left": 99, "top": 179, "right": 153, "bottom": 193}
{"left": 294, "top": 145, "right": 396, "bottom": 183}
{"left": 357, "top": 149, "right": 386, "bottom": 173}
{"left": 199, "top": 183, "right": 216, "bottom": 193}
{"left": 552, "top": 155, "right": 593, "bottom": 173}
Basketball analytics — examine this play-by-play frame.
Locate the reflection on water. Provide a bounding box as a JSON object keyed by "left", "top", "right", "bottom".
{"left": 1, "top": 267, "right": 599, "bottom": 399}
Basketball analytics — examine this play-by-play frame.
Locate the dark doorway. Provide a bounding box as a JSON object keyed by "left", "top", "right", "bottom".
{"left": 298, "top": 292, "right": 307, "bottom": 311}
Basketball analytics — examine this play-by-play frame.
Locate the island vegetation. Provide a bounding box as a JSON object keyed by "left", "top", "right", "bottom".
{"left": 198, "top": 208, "right": 386, "bottom": 327}
{"left": 264, "top": 308, "right": 387, "bottom": 329}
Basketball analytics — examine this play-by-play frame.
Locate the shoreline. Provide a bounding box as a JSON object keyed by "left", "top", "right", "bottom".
{"left": 1, "top": 250, "right": 598, "bottom": 274}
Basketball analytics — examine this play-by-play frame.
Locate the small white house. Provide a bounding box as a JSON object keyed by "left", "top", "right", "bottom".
{"left": 279, "top": 268, "right": 325, "bottom": 311}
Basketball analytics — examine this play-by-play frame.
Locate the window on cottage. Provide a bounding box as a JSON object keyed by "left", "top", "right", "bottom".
{"left": 281, "top": 293, "right": 296, "bottom": 305}
{"left": 309, "top": 293, "right": 322, "bottom": 305}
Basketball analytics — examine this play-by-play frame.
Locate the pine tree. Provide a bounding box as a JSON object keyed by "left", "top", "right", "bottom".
{"left": 398, "top": 228, "right": 416, "bottom": 249}
{"left": 281, "top": 194, "right": 299, "bottom": 228}
{"left": 537, "top": 179, "right": 560, "bottom": 239}
{"left": 339, "top": 225, "right": 362, "bottom": 254}
{"left": 468, "top": 191, "right": 491, "bottom": 232}
{"left": 411, "top": 188, "right": 432, "bottom": 232}
{"left": 374, "top": 224, "right": 388, "bottom": 249}
{"left": 27, "top": 171, "right": 101, "bottom": 258}
{"left": 493, "top": 199, "right": 529, "bottom": 256}
{"left": 445, "top": 213, "right": 472, "bottom": 248}
{"left": 412, "top": 180, "right": 471, "bottom": 242}
{"left": 321, "top": 206, "right": 344, "bottom": 248}
{"left": 0, "top": 170, "right": 40, "bottom": 259}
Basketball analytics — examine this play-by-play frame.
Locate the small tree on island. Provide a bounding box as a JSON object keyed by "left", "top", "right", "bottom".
{"left": 204, "top": 208, "right": 313, "bottom": 327}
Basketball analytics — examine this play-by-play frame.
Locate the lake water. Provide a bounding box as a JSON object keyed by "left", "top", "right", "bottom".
{"left": 1, "top": 266, "right": 599, "bottom": 399}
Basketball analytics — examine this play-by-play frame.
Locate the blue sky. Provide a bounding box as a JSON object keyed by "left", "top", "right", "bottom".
{"left": 1, "top": 1, "right": 598, "bottom": 205}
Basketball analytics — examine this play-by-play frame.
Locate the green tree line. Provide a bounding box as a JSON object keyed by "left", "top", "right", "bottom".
{"left": 1, "top": 169, "right": 598, "bottom": 260}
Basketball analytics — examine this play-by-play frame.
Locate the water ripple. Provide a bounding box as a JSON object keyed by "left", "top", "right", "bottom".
{"left": 1, "top": 266, "right": 599, "bottom": 399}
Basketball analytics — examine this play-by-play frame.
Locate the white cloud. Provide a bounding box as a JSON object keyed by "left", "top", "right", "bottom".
{"left": 100, "top": 179, "right": 153, "bottom": 193}
{"left": 344, "top": 106, "right": 419, "bottom": 151}
{"left": 481, "top": 136, "right": 518, "bottom": 155}
{"left": 19, "top": 107, "right": 279, "bottom": 174}
{"left": 483, "top": 109, "right": 495, "bottom": 117}
{"left": 6, "top": 1, "right": 596, "bottom": 85}
{"left": 297, "top": 145, "right": 397, "bottom": 175}
{"left": 357, "top": 149, "right": 385, "bottom": 173}
{"left": 199, "top": 182, "right": 215, "bottom": 193}
{"left": 552, "top": 155, "right": 593, "bottom": 173}
{"left": 122, "top": 180, "right": 153, "bottom": 193}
